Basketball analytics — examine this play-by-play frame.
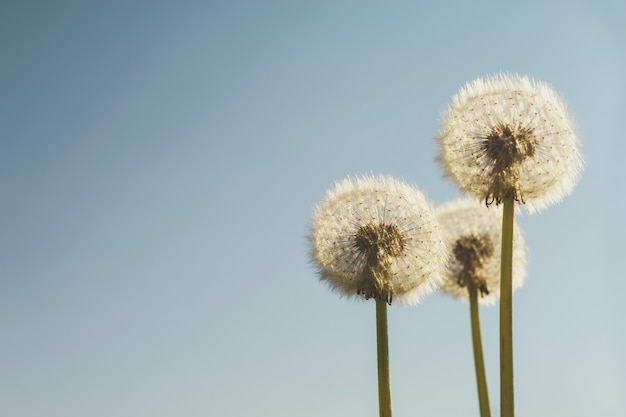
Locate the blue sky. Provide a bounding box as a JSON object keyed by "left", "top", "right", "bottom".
{"left": 1, "top": 1, "right": 625, "bottom": 416}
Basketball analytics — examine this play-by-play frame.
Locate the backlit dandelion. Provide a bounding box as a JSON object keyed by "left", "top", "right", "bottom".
{"left": 436, "top": 73, "right": 583, "bottom": 213}
{"left": 438, "top": 199, "right": 528, "bottom": 417}
{"left": 309, "top": 174, "right": 447, "bottom": 417}
{"left": 310, "top": 175, "right": 447, "bottom": 305}
{"left": 438, "top": 199, "right": 526, "bottom": 306}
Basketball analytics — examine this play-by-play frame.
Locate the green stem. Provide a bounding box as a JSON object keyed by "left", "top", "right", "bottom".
{"left": 376, "top": 298, "right": 392, "bottom": 417}
{"left": 469, "top": 283, "right": 491, "bottom": 417}
{"left": 500, "top": 196, "right": 515, "bottom": 417}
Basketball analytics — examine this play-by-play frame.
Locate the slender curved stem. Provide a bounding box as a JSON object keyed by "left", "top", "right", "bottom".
{"left": 500, "top": 196, "right": 515, "bottom": 417}
{"left": 469, "top": 283, "right": 491, "bottom": 417}
{"left": 376, "top": 298, "right": 392, "bottom": 417}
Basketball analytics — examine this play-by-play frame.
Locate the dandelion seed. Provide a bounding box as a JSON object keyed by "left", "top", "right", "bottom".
{"left": 309, "top": 175, "right": 447, "bottom": 305}
{"left": 437, "top": 199, "right": 527, "bottom": 306}
{"left": 436, "top": 73, "right": 584, "bottom": 213}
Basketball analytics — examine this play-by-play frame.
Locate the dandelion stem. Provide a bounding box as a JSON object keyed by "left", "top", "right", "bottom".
{"left": 500, "top": 195, "right": 515, "bottom": 417}
{"left": 469, "top": 283, "right": 491, "bottom": 417}
{"left": 376, "top": 298, "right": 393, "bottom": 417}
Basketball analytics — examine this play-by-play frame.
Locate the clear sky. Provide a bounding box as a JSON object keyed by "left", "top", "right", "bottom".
{"left": 1, "top": 1, "right": 625, "bottom": 416}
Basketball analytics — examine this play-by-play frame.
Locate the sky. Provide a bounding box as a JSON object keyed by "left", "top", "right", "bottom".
{"left": 1, "top": 1, "right": 625, "bottom": 416}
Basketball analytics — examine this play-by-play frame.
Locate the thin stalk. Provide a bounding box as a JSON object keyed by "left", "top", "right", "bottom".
{"left": 500, "top": 196, "right": 515, "bottom": 417}
{"left": 469, "top": 283, "right": 491, "bottom": 417}
{"left": 376, "top": 298, "right": 392, "bottom": 417}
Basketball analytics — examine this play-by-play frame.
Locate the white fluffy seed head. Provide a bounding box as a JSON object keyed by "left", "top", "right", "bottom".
{"left": 309, "top": 175, "right": 448, "bottom": 305}
{"left": 437, "top": 199, "right": 527, "bottom": 306}
{"left": 436, "top": 73, "right": 584, "bottom": 214}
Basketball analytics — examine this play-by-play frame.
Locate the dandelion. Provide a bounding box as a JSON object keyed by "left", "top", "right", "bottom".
{"left": 310, "top": 175, "right": 447, "bottom": 305}
{"left": 309, "top": 174, "right": 447, "bottom": 417}
{"left": 436, "top": 73, "right": 583, "bottom": 417}
{"left": 438, "top": 199, "right": 527, "bottom": 307}
{"left": 436, "top": 73, "right": 583, "bottom": 214}
{"left": 437, "top": 199, "right": 527, "bottom": 417}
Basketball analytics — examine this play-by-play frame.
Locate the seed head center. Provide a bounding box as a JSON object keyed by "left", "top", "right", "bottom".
{"left": 483, "top": 124, "right": 536, "bottom": 173}
{"left": 355, "top": 223, "right": 405, "bottom": 267}
{"left": 453, "top": 234, "right": 494, "bottom": 296}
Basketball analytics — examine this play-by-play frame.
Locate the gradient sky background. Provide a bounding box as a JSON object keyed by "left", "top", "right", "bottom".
{"left": 1, "top": 1, "right": 625, "bottom": 416}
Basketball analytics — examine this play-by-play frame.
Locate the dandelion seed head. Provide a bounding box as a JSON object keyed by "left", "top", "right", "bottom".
{"left": 437, "top": 199, "right": 527, "bottom": 306}
{"left": 436, "top": 73, "right": 584, "bottom": 213}
{"left": 309, "top": 175, "right": 448, "bottom": 305}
